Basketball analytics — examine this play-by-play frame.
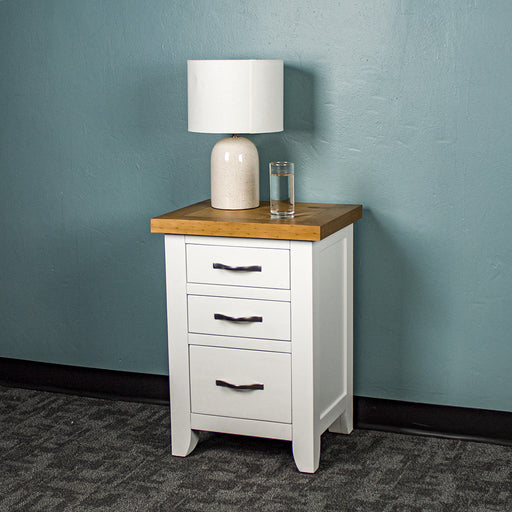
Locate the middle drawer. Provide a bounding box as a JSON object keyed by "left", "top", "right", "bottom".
{"left": 188, "top": 295, "right": 291, "bottom": 341}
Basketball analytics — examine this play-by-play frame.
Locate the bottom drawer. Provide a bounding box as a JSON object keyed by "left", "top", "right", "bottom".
{"left": 189, "top": 345, "right": 291, "bottom": 424}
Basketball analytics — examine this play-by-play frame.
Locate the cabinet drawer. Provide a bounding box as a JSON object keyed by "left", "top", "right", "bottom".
{"left": 186, "top": 244, "right": 290, "bottom": 289}
{"left": 189, "top": 345, "right": 291, "bottom": 423}
{"left": 188, "top": 295, "right": 290, "bottom": 341}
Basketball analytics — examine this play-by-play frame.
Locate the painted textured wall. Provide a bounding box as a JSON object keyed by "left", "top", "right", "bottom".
{"left": 1, "top": 1, "right": 511, "bottom": 412}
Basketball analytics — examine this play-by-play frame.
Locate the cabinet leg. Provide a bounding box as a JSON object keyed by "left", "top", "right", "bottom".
{"left": 292, "top": 434, "right": 321, "bottom": 474}
{"left": 171, "top": 427, "right": 199, "bottom": 457}
{"left": 328, "top": 401, "right": 353, "bottom": 434}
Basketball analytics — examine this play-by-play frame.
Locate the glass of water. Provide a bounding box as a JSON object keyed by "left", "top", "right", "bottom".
{"left": 269, "top": 162, "right": 295, "bottom": 218}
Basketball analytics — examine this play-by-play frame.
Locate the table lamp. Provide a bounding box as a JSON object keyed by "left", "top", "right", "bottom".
{"left": 187, "top": 59, "right": 283, "bottom": 210}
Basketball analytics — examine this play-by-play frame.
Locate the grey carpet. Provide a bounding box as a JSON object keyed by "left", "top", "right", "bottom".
{"left": 1, "top": 385, "right": 511, "bottom": 512}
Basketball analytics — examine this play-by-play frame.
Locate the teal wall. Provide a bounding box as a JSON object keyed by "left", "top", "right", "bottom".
{"left": 1, "top": 1, "right": 511, "bottom": 412}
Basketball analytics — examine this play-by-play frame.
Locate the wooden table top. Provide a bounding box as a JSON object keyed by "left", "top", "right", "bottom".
{"left": 150, "top": 200, "right": 362, "bottom": 241}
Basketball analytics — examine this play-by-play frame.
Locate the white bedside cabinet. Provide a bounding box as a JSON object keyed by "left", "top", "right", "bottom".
{"left": 151, "top": 200, "right": 362, "bottom": 473}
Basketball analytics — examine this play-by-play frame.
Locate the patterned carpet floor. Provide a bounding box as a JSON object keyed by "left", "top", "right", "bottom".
{"left": 1, "top": 385, "right": 511, "bottom": 511}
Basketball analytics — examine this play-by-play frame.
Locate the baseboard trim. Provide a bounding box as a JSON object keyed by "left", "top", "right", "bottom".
{"left": 0, "top": 357, "right": 169, "bottom": 405}
{"left": 1, "top": 357, "right": 511, "bottom": 445}
{"left": 355, "top": 396, "right": 512, "bottom": 446}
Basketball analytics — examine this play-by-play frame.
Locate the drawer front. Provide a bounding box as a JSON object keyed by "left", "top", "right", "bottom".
{"left": 188, "top": 295, "right": 290, "bottom": 341}
{"left": 186, "top": 244, "right": 290, "bottom": 289}
{"left": 189, "top": 345, "right": 291, "bottom": 423}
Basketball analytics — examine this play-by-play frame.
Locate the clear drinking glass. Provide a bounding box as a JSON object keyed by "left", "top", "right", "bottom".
{"left": 269, "top": 161, "right": 295, "bottom": 218}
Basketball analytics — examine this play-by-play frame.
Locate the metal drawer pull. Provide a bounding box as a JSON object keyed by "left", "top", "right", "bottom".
{"left": 216, "top": 379, "right": 264, "bottom": 391}
{"left": 214, "top": 313, "right": 263, "bottom": 323}
{"left": 213, "top": 263, "right": 262, "bottom": 272}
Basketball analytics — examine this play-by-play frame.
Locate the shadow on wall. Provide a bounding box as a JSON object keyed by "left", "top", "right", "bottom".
{"left": 353, "top": 208, "right": 411, "bottom": 395}
{"left": 257, "top": 65, "right": 316, "bottom": 199}
{"left": 284, "top": 65, "right": 316, "bottom": 135}
{"left": 118, "top": 63, "right": 210, "bottom": 208}
{"left": 354, "top": 207, "right": 450, "bottom": 398}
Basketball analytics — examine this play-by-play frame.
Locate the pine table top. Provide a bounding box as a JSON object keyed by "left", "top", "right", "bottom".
{"left": 151, "top": 200, "right": 362, "bottom": 241}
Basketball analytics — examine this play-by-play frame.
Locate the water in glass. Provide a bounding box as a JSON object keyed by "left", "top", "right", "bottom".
{"left": 270, "top": 170, "right": 295, "bottom": 218}
{"left": 269, "top": 162, "right": 295, "bottom": 217}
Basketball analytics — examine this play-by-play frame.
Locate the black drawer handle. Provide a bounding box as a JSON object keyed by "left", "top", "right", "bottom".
{"left": 216, "top": 379, "right": 264, "bottom": 391}
{"left": 213, "top": 263, "right": 262, "bottom": 272}
{"left": 214, "top": 313, "right": 263, "bottom": 323}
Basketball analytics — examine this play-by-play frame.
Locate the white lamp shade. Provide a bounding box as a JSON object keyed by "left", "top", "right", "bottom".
{"left": 187, "top": 59, "right": 283, "bottom": 134}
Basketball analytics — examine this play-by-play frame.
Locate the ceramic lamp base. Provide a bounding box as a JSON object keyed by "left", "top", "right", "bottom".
{"left": 210, "top": 135, "right": 260, "bottom": 210}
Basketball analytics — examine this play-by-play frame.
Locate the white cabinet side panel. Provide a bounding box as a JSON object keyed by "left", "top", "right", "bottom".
{"left": 313, "top": 227, "right": 350, "bottom": 422}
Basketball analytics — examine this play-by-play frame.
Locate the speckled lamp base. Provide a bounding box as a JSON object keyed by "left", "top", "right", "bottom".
{"left": 210, "top": 135, "right": 259, "bottom": 210}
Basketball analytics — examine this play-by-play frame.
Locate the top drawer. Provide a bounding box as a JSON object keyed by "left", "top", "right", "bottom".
{"left": 186, "top": 244, "right": 290, "bottom": 289}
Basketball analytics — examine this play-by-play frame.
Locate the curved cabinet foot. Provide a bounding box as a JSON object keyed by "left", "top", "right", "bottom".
{"left": 292, "top": 436, "right": 321, "bottom": 473}
{"left": 171, "top": 428, "right": 199, "bottom": 457}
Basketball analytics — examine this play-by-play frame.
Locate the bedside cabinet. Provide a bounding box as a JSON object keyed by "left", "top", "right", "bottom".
{"left": 151, "top": 200, "right": 362, "bottom": 473}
